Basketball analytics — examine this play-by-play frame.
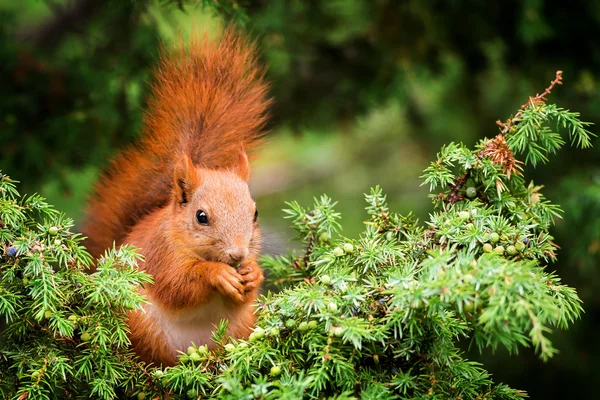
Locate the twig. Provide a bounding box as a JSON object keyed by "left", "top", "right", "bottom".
{"left": 495, "top": 71, "right": 563, "bottom": 136}
{"left": 445, "top": 170, "right": 471, "bottom": 205}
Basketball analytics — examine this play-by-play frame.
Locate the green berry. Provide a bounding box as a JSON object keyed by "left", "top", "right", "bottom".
{"left": 68, "top": 314, "right": 78, "bottom": 322}
{"left": 270, "top": 365, "right": 282, "bottom": 376}
{"left": 343, "top": 243, "right": 354, "bottom": 253}
{"left": 469, "top": 260, "right": 477, "bottom": 268}
{"left": 31, "top": 371, "right": 40, "bottom": 379}
{"left": 153, "top": 369, "right": 164, "bottom": 378}
{"left": 239, "top": 342, "right": 248, "bottom": 348}
{"left": 490, "top": 232, "right": 500, "bottom": 244}
{"left": 471, "top": 209, "right": 478, "bottom": 216}
{"left": 319, "top": 232, "right": 329, "bottom": 242}
{"left": 459, "top": 211, "right": 470, "bottom": 220}
{"left": 466, "top": 187, "right": 477, "bottom": 199}
{"left": 386, "top": 231, "right": 396, "bottom": 241}
{"left": 515, "top": 241, "right": 526, "bottom": 252}
{"left": 269, "top": 327, "right": 280, "bottom": 337}
{"left": 494, "top": 245, "right": 505, "bottom": 255}
{"left": 464, "top": 301, "right": 474, "bottom": 312}
{"left": 308, "top": 320, "right": 318, "bottom": 329}
{"left": 253, "top": 327, "right": 265, "bottom": 339}
{"left": 187, "top": 388, "right": 198, "bottom": 399}
{"left": 80, "top": 332, "right": 91, "bottom": 342}
{"left": 187, "top": 346, "right": 196, "bottom": 355}
{"left": 298, "top": 321, "right": 308, "bottom": 331}
{"left": 328, "top": 302, "right": 338, "bottom": 312}
{"left": 483, "top": 243, "right": 493, "bottom": 253}
{"left": 44, "top": 310, "right": 53, "bottom": 319}
{"left": 22, "top": 278, "right": 29, "bottom": 285}
{"left": 54, "top": 239, "right": 61, "bottom": 246}
{"left": 507, "top": 245, "right": 517, "bottom": 255}
{"left": 285, "top": 319, "right": 296, "bottom": 328}
{"left": 249, "top": 327, "right": 265, "bottom": 341}
{"left": 463, "top": 274, "right": 474, "bottom": 283}
{"left": 179, "top": 354, "right": 190, "bottom": 363}
{"left": 332, "top": 247, "right": 344, "bottom": 257}
{"left": 190, "top": 352, "right": 201, "bottom": 362}
{"left": 48, "top": 226, "right": 59, "bottom": 236}
{"left": 224, "top": 343, "right": 235, "bottom": 351}
{"left": 332, "top": 326, "right": 344, "bottom": 336}
{"left": 465, "top": 223, "right": 474, "bottom": 230}
{"left": 320, "top": 274, "right": 331, "bottom": 285}
{"left": 137, "top": 392, "right": 146, "bottom": 400}
{"left": 197, "top": 345, "right": 208, "bottom": 354}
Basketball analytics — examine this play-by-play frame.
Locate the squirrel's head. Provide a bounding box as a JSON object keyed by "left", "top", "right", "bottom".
{"left": 169, "top": 151, "right": 260, "bottom": 266}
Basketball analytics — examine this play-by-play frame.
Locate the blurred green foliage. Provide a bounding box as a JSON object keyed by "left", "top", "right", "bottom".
{"left": 0, "top": 0, "right": 599, "bottom": 398}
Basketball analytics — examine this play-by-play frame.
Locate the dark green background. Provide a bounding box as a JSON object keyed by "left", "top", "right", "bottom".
{"left": 1, "top": 1, "right": 598, "bottom": 398}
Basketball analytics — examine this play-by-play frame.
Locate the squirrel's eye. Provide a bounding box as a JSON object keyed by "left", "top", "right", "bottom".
{"left": 196, "top": 210, "right": 209, "bottom": 225}
{"left": 254, "top": 209, "right": 258, "bottom": 222}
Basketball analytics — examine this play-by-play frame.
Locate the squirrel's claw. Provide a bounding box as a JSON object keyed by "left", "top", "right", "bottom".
{"left": 238, "top": 263, "right": 264, "bottom": 293}
{"left": 211, "top": 266, "right": 245, "bottom": 303}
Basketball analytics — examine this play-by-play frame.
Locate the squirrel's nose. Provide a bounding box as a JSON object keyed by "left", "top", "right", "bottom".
{"left": 227, "top": 247, "right": 249, "bottom": 263}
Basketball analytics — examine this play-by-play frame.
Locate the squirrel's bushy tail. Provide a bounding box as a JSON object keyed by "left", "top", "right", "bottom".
{"left": 82, "top": 29, "right": 270, "bottom": 258}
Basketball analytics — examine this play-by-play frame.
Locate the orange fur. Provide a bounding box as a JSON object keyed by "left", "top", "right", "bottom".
{"left": 81, "top": 29, "right": 270, "bottom": 258}
{"left": 81, "top": 29, "right": 269, "bottom": 366}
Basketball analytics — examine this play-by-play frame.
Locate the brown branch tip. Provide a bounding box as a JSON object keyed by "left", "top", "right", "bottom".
{"left": 445, "top": 71, "right": 563, "bottom": 204}
{"left": 497, "top": 70, "right": 563, "bottom": 136}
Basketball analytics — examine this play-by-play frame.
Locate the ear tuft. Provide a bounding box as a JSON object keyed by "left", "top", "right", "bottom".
{"left": 173, "top": 154, "right": 200, "bottom": 206}
{"left": 235, "top": 147, "right": 250, "bottom": 182}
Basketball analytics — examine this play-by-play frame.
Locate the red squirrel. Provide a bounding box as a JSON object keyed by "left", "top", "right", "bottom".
{"left": 81, "top": 30, "right": 270, "bottom": 366}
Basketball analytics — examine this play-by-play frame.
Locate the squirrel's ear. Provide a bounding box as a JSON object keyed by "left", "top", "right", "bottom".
{"left": 173, "top": 154, "right": 200, "bottom": 206}
{"left": 234, "top": 148, "right": 250, "bottom": 182}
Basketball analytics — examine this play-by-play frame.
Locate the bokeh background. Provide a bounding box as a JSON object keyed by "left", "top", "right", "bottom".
{"left": 1, "top": 1, "right": 599, "bottom": 398}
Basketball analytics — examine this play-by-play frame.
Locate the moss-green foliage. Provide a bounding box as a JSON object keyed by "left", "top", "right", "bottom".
{"left": 0, "top": 86, "right": 593, "bottom": 398}
{"left": 0, "top": 173, "right": 153, "bottom": 398}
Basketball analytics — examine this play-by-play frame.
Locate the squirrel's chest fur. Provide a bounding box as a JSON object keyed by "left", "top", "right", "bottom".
{"left": 145, "top": 294, "right": 237, "bottom": 351}
{"left": 129, "top": 290, "right": 254, "bottom": 365}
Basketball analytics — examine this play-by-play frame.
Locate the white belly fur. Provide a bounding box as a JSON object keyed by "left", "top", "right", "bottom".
{"left": 145, "top": 294, "right": 237, "bottom": 353}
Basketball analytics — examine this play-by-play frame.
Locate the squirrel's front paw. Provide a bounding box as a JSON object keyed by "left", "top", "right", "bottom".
{"left": 237, "top": 262, "right": 264, "bottom": 293}
{"left": 209, "top": 265, "right": 245, "bottom": 303}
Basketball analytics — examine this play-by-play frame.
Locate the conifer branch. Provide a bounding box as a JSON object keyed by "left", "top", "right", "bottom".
{"left": 0, "top": 69, "right": 592, "bottom": 399}
{"left": 445, "top": 71, "right": 563, "bottom": 204}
